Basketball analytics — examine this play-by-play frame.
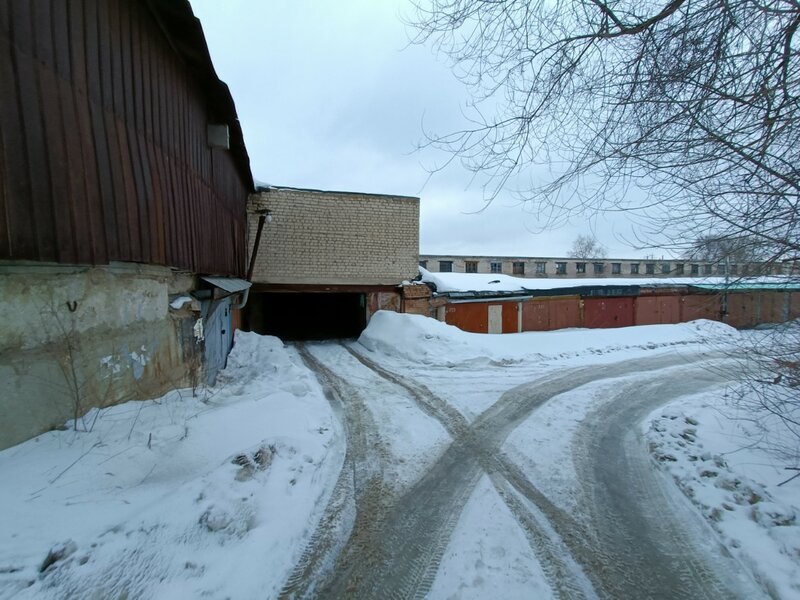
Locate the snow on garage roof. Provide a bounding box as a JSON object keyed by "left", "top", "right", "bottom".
{"left": 418, "top": 268, "right": 796, "bottom": 296}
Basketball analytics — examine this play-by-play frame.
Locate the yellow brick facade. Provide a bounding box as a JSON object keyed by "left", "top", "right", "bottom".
{"left": 248, "top": 187, "right": 419, "bottom": 285}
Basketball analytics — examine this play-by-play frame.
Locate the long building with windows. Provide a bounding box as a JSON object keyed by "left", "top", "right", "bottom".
{"left": 419, "top": 255, "right": 792, "bottom": 279}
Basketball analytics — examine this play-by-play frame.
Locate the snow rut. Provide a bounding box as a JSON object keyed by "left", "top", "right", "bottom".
{"left": 291, "top": 343, "right": 758, "bottom": 600}
{"left": 572, "top": 364, "right": 768, "bottom": 600}
{"left": 347, "top": 346, "right": 601, "bottom": 598}
{"left": 279, "top": 344, "right": 392, "bottom": 599}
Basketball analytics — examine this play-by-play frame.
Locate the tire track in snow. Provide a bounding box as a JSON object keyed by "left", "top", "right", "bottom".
{"left": 278, "top": 344, "right": 392, "bottom": 599}
{"left": 572, "top": 364, "right": 769, "bottom": 600}
{"left": 347, "top": 345, "right": 746, "bottom": 599}
{"left": 295, "top": 342, "right": 750, "bottom": 599}
{"left": 346, "top": 346, "right": 612, "bottom": 598}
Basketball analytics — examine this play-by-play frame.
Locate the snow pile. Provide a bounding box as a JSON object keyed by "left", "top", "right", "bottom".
{"left": 359, "top": 310, "right": 739, "bottom": 365}
{"left": 645, "top": 394, "right": 800, "bottom": 598}
{"left": 0, "top": 332, "right": 342, "bottom": 599}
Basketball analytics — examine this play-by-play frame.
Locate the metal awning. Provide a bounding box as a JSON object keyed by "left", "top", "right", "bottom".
{"left": 200, "top": 276, "right": 252, "bottom": 294}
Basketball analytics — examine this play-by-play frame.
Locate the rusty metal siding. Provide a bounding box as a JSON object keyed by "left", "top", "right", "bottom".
{"left": 726, "top": 293, "right": 758, "bottom": 328}
{"left": 521, "top": 296, "right": 582, "bottom": 331}
{"left": 550, "top": 297, "right": 583, "bottom": 330}
{"left": 635, "top": 296, "right": 681, "bottom": 325}
{"left": 789, "top": 293, "right": 800, "bottom": 320}
{"left": 680, "top": 294, "right": 720, "bottom": 322}
{"left": 0, "top": 0, "right": 250, "bottom": 275}
{"left": 584, "top": 297, "right": 635, "bottom": 329}
{"left": 756, "top": 292, "right": 782, "bottom": 323}
{"left": 522, "top": 299, "right": 549, "bottom": 331}
{"left": 445, "top": 303, "right": 488, "bottom": 333}
{"left": 502, "top": 302, "right": 518, "bottom": 333}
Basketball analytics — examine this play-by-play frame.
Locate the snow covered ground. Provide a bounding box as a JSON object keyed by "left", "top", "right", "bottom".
{"left": 645, "top": 389, "right": 800, "bottom": 599}
{"left": 0, "top": 334, "right": 343, "bottom": 599}
{"left": 0, "top": 313, "right": 797, "bottom": 598}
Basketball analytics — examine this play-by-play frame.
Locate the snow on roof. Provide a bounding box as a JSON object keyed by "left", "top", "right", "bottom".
{"left": 418, "top": 267, "right": 796, "bottom": 295}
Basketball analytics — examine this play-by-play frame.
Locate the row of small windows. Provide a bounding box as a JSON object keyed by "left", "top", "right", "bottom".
{"left": 420, "top": 260, "right": 756, "bottom": 275}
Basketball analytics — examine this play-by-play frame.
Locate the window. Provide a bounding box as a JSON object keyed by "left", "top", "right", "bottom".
{"left": 419, "top": 260, "right": 427, "bottom": 269}
{"left": 439, "top": 261, "right": 453, "bottom": 272}
{"left": 512, "top": 262, "right": 525, "bottom": 275}
{"left": 576, "top": 262, "right": 586, "bottom": 274}
{"left": 730, "top": 264, "right": 738, "bottom": 275}
{"left": 556, "top": 262, "right": 567, "bottom": 274}
{"left": 611, "top": 263, "right": 621, "bottom": 274}
{"left": 703, "top": 264, "right": 712, "bottom": 275}
{"left": 593, "top": 262, "right": 605, "bottom": 274}
{"left": 535, "top": 262, "right": 546, "bottom": 274}
{"left": 717, "top": 264, "right": 727, "bottom": 275}
{"left": 675, "top": 263, "right": 684, "bottom": 275}
{"left": 490, "top": 262, "right": 502, "bottom": 273}
{"left": 630, "top": 263, "right": 640, "bottom": 274}
{"left": 645, "top": 263, "right": 655, "bottom": 275}
{"left": 691, "top": 264, "right": 699, "bottom": 275}
{"left": 465, "top": 261, "right": 478, "bottom": 273}
{"left": 661, "top": 263, "right": 670, "bottom": 274}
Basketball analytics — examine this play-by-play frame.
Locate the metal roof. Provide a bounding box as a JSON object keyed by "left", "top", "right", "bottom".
{"left": 200, "top": 276, "right": 252, "bottom": 294}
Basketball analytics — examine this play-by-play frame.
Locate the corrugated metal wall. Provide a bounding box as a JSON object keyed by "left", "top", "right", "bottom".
{"left": 0, "top": 0, "right": 249, "bottom": 275}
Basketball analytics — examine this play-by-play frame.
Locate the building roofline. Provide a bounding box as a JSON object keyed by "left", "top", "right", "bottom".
{"left": 144, "top": 0, "right": 254, "bottom": 192}
{"left": 255, "top": 185, "right": 419, "bottom": 201}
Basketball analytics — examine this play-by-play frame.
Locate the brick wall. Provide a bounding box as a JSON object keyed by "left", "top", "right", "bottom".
{"left": 248, "top": 188, "right": 420, "bottom": 285}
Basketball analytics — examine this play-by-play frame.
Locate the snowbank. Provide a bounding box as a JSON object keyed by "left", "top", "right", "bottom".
{"left": 359, "top": 310, "right": 739, "bottom": 365}
{"left": 645, "top": 390, "right": 800, "bottom": 598}
{"left": 0, "top": 332, "right": 343, "bottom": 599}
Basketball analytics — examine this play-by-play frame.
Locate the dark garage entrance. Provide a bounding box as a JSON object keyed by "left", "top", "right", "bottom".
{"left": 245, "top": 292, "right": 367, "bottom": 340}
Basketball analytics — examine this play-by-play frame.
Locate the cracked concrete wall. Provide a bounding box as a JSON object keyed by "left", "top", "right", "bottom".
{"left": 0, "top": 262, "right": 199, "bottom": 449}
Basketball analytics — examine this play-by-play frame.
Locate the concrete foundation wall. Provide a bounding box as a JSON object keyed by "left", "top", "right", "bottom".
{"left": 0, "top": 262, "right": 199, "bottom": 449}
{"left": 248, "top": 187, "right": 420, "bottom": 286}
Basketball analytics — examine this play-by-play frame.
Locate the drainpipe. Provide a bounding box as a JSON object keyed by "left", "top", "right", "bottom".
{"left": 247, "top": 209, "right": 272, "bottom": 281}
{"left": 720, "top": 256, "right": 730, "bottom": 322}
{"left": 234, "top": 209, "right": 272, "bottom": 310}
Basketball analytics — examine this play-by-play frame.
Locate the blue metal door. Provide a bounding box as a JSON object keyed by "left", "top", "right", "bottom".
{"left": 203, "top": 296, "right": 233, "bottom": 385}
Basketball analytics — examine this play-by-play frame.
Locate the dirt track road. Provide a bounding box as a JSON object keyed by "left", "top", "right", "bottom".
{"left": 281, "top": 342, "right": 768, "bottom": 600}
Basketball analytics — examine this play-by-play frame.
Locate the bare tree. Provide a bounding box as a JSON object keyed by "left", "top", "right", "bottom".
{"left": 409, "top": 0, "right": 800, "bottom": 262}
{"left": 686, "top": 234, "right": 771, "bottom": 264}
{"left": 410, "top": 1, "right": 800, "bottom": 457}
{"left": 568, "top": 234, "right": 607, "bottom": 259}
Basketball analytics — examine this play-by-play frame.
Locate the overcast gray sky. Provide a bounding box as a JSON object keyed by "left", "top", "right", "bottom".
{"left": 190, "top": 0, "right": 657, "bottom": 258}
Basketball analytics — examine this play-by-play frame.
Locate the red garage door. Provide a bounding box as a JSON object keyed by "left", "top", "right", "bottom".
{"left": 445, "top": 303, "right": 488, "bottom": 333}
{"left": 584, "top": 297, "right": 635, "bottom": 328}
{"left": 521, "top": 297, "right": 582, "bottom": 331}
{"left": 635, "top": 296, "right": 681, "bottom": 325}
{"left": 680, "top": 295, "right": 721, "bottom": 322}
